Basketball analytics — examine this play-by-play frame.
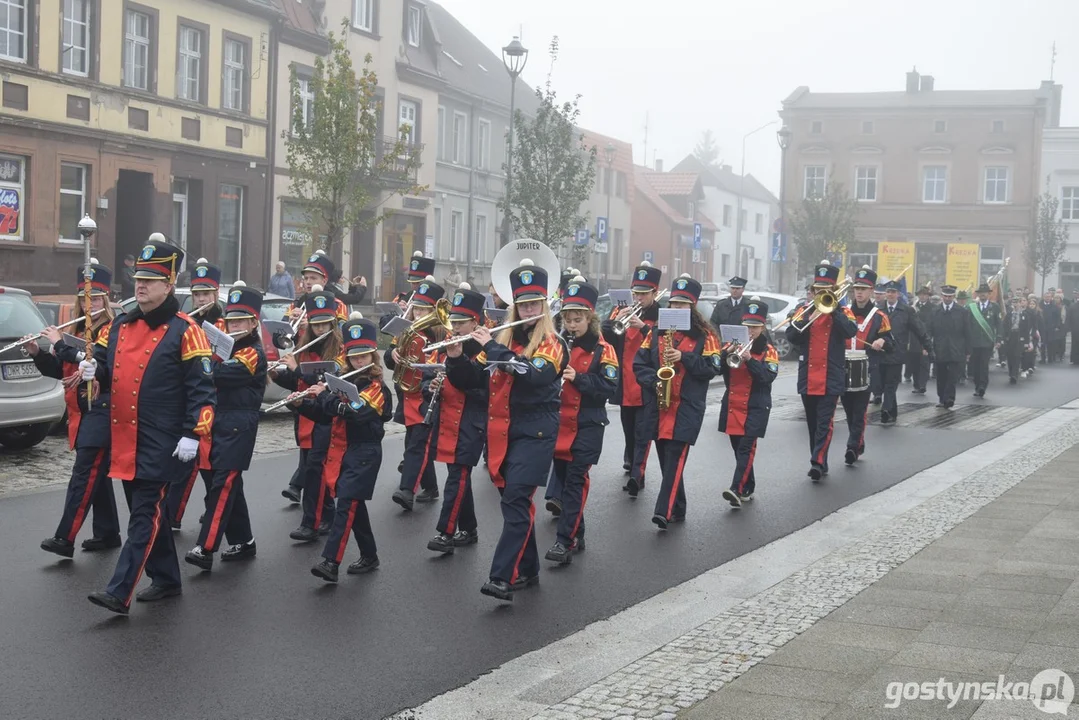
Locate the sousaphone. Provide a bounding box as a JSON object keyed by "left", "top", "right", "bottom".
{"left": 490, "top": 239, "right": 563, "bottom": 306}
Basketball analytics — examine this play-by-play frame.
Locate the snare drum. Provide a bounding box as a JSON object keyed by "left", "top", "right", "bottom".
{"left": 845, "top": 350, "right": 869, "bottom": 392}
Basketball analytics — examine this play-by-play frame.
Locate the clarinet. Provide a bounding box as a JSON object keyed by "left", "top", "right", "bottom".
{"left": 422, "top": 372, "right": 444, "bottom": 425}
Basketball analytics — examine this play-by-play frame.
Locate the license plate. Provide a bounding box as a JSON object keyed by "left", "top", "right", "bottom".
{"left": 2, "top": 362, "right": 41, "bottom": 380}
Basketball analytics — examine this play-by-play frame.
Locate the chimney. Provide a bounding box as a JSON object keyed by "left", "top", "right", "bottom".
{"left": 906, "top": 68, "right": 920, "bottom": 93}
{"left": 920, "top": 75, "right": 934, "bottom": 91}
{"left": 1040, "top": 80, "right": 1063, "bottom": 128}
{"left": 655, "top": 158, "right": 664, "bottom": 173}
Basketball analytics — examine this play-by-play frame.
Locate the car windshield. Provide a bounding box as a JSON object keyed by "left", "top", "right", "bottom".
{"left": 35, "top": 302, "right": 60, "bottom": 326}
{"left": 262, "top": 300, "right": 293, "bottom": 323}
{"left": 0, "top": 293, "right": 46, "bottom": 339}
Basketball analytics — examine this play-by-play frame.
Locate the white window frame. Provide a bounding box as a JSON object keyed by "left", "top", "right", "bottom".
{"left": 433, "top": 206, "right": 442, "bottom": 257}
{"left": 991, "top": 119, "right": 1005, "bottom": 133}
{"left": 978, "top": 245, "right": 1005, "bottom": 283}
{"left": 753, "top": 258, "right": 762, "bottom": 280}
{"left": 1063, "top": 187, "right": 1079, "bottom": 222}
{"left": 59, "top": 163, "right": 89, "bottom": 244}
{"left": 177, "top": 25, "right": 202, "bottom": 102}
{"left": 803, "top": 165, "right": 826, "bottom": 199}
{"left": 449, "top": 210, "right": 463, "bottom": 261}
{"left": 984, "top": 166, "right": 1009, "bottom": 204}
{"left": 62, "top": 0, "right": 91, "bottom": 76}
{"left": 478, "top": 118, "right": 491, "bottom": 170}
{"left": 934, "top": 119, "right": 947, "bottom": 133}
{"left": 123, "top": 9, "right": 151, "bottom": 90}
{"left": 399, "top": 99, "right": 417, "bottom": 144}
{"left": 352, "top": 0, "right": 374, "bottom": 33}
{"left": 922, "top": 166, "right": 947, "bottom": 203}
{"left": 223, "top": 39, "right": 246, "bottom": 112}
{"left": 436, "top": 106, "right": 445, "bottom": 160}
{"left": 452, "top": 111, "right": 467, "bottom": 165}
{"left": 407, "top": 5, "right": 421, "bottom": 47}
{"left": 810, "top": 120, "right": 823, "bottom": 134}
{"left": 475, "top": 214, "right": 488, "bottom": 264}
{"left": 0, "top": 0, "right": 27, "bottom": 63}
{"left": 861, "top": 120, "right": 874, "bottom": 135}
{"left": 855, "top": 165, "right": 878, "bottom": 202}
{"left": 722, "top": 205, "right": 731, "bottom": 227}
{"left": 754, "top": 213, "right": 763, "bottom": 234}
{"left": 0, "top": 154, "right": 26, "bottom": 241}
{"left": 218, "top": 184, "right": 244, "bottom": 283}
{"left": 295, "top": 77, "right": 314, "bottom": 132}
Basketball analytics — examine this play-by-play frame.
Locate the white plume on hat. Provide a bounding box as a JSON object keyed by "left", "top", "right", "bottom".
{"left": 148, "top": 232, "right": 166, "bottom": 243}
{"left": 520, "top": 258, "right": 534, "bottom": 267}
{"left": 312, "top": 284, "right": 324, "bottom": 292}
{"left": 89, "top": 257, "right": 99, "bottom": 264}
{"left": 572, "top": 275, "right": 586, "bottom": 282}
{"left": 458, "top": 282, "right": 472, "bottom": 290}
{"left": 197, "top": 257, "right": 208, "bottom": 264}
{"left": 233, "top": 280, "right": 246, "bottom": 287}
{"left": 750, "top": 295, "right": 761, "bottom": 302}
{"left": 349, "top": 310, "right": 363, "bottom": 320}
{"left": 640, "top": 260, "right": 652, "bottom": 267}
{"left": 412, "top": 250, "right": 423, "bottom": 258}
{"left": 425, "top": 274, "right": 435, "bottom": 281}
{"left": 679, "top": 273, "right": 691, "bottom": 278}
{"left": 820, "top": 260, "right": 831, "bottom": 266}
{"left": 315, "top": 249, "right": 327, "bottom": 256}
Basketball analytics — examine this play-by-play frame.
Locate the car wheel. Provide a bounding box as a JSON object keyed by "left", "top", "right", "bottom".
{"left": 773, "top": 335, "right": 793, "bottom": 360}
{"left": 48, "top": 410, "right": 69, "bottom": 436}
{"left": 0, "top": 422, "right": 54, "bottom": 451}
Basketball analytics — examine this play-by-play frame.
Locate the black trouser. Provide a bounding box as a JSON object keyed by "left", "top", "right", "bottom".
{"left": 489, "top": 484, "right": 538, "bottom": 584}
{"left": 935, "top": 361, "right": 961, "bottom": 406}
{"left": 55, "top": 446, "right": 119, "bottom": 543}
{"left": 299, "top": 447, "right": 334, "bottom": 531}
{"left": 1022, "top": 347, "right": 1037, "bottom": 372}
{"left": 728, "top": 435, "right": 757, "bottom": 496}
{"left": 801, "top": 394, "right": 838, "bottom": 473}
{"left": 399, "top": 424, "right": 438, "bottom": 494}
{"left": 653, "top": 439, "right": 690, "bottom": 521}
{"left": 619, "top": 407, "right": 635, "bottom": 466}
{"left": 437, "top": 463, "right": 477, "bottom": 536}
{"left": 879, "top": 364, "right": 902, "bottom": 422}
{"left": 624, "top": 405, "right": 653, "bottom": 485}
{"left": 869, "top": 362, "right": 883, "bottom": 399}
{"left": 969, "top": 346, "right": 992, "bottom": 393}
{"left": 196, "top": 470, "right": 253, "bottom": 553}
{"left": 840, "top": 389, "right": 870, "bottom": 455}
{"left": 906, "top": 350, "right": 928, "bottom": 391}
{"left": 321, "top": 499, "right": 376, "bottom": 564}
{"left": 287, "top": 456, "right": 302, "bottom": 491}
{"left": 1005, "top": 341, "right": 1022, "bottom": 381}
{"left": 549, "top": 458, "right": 590, "bottom": 546}
{"left": 168, "top": 463, "right": 210, "bottom": 526}
{"left": 106, "top": 479, "right": 180, "bottom": 606}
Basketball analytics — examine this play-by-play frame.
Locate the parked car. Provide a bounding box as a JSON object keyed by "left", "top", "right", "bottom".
{"left": 710, "top": 291, "right": 801, "bottom": 358}
{"left": 0, "top": 287, "right": 66, "bottom": 450}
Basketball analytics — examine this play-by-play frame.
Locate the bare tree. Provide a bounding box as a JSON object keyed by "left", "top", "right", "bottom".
{"left": 1025, "top": 189, "right": 1071, "bottom": 293}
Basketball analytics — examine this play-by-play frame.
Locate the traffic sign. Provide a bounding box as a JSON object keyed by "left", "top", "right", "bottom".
{"left": 595, "top": 242, "right": 609, "bottom": 254}
{"left": 693, "top": 223, "right": 702, "bottom": 250}
{"left": 773, "top": 217, "right": 785, "bottom": 234}
{"left": 691, "top": 249, "right": 701, "bottom": 264}
{"left": 597, "top": 217, "right": 608, "bottom": 242}
{"left": 575, "top": 229, "right": 589, "bottom": 246}
{"left": 771, "top": 232, "right": 787, "bottom": 263}
{"left": 643, "top": 250, "right": 654, "bottom": 263}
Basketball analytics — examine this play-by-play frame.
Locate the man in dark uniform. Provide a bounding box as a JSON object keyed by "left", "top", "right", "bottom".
{"left": 86, "top": 235, "right": 216, "bottom": 614}
{"left": 906, "top": 286, "right": 933, "bottom": 394}
{"left": 967, "top": 282, "right": 1001, "bottom": 398}
{"left": 840, "top": 267, "right": 894, "bottom": 465}
{"left": 709, "top": 276, "right": 748, "bottom": 329}
{"left": 927, "top": 285, "right": 969, "bottom": 409}
{"left": 880, "top": 280, "right": 930, "bottom": 423}
{"left": 785, "top": 261, "right": 858, "bottom": 481}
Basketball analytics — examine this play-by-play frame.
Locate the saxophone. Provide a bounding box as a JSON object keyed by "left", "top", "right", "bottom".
{"left": 655, "top": 327, "right": 676, "bottom": 410}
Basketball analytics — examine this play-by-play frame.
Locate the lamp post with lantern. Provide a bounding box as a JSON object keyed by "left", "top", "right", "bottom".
{"left": 499, "top": 36, "right": 528, "bottom": 248}
{"left": 602, "top": 142, "right": 615, "bottom": 291}
{"left": 776, "top": 124, "right": 792, "bottom": 294}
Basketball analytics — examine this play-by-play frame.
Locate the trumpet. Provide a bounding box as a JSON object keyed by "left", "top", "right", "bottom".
{"left": 263, "top": 362, "right": 374, "bottom": 413}
{"left": 723, "top": 341, "right": 752, "bottom": 368}
{"left": 0, "top": 308, "right": 107, "bottom": 354}
{"left": 613, "top": 289, "right": 669, "bottom": 334}
{"left": 656, "top": 327, "right": 676, "bottom": 410}
{"left": 423, "top": 316, "right": 538, "bottom": 353}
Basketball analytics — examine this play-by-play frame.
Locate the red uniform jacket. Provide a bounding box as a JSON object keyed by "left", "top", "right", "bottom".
{"left": 718, "top": 337, "right": 778, "bottom": 438}
{"left": 633, "top": 324, "right": 721, "bottom": 445}
{"left": 601, "top": 302, "right": 659, "bottom": 407}
{"left": 555, "top": 331, "right": 618, "bottom": 464}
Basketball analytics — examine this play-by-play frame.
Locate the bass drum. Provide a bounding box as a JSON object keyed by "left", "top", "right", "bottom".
{"left": 490, "top": 239, "right": 562, "bottom": 306}
{"left": 845, "top": 350, "right": 870, "bottom": 392}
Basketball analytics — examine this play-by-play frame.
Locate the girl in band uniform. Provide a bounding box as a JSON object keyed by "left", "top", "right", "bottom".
{"left": 717, "top": 297, "right": 779, "bottom": 508}
{"left": 633, "top": 275, "right": 721, "bottom": 529}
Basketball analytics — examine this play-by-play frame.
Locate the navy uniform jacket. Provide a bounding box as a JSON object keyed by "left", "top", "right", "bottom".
{"left": 786, "top": 305, "right": 858, "bottom": 396}
{"left": 718, "top": 336, "right": 778, "bottom": 438}
{"left": 927, "top": 304, "right": 970, "bottom": 363}
{"left": 93, "top": 294, "right": 216, "bottom": 481}
{"left": 428, "top": 339, "right": 488, "bottom": 467}
{"left": 34, "top": 320, "right": 113, "bottom": 449}
{"left": 847, "top": 301, "right": 896, "bottom": 371}
{"left": 199, "top": 334, "right": 267, "bottom": 471}
{"left": 297, "top": 377, "right": 391, "bottom": 501}
{"left": 709, "top": 296, "right": 747, "bottom": 330}
{"left": 633, "top": 323, "right": 721, "bottom": 445}
{"left": 556, "top": 330, "right": 619, "bottom": 465}
{"left": 273, "top": 351, "right": 344, "bottom": 450}
{"left": 878, "top": 302, "right": 931, "bottom": 366}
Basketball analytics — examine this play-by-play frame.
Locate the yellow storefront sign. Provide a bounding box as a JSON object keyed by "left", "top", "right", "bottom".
{"left": 877, "top": 242, "right": 915, "bottom": 284}
{"left": 945, "top": 243, "right": 980, "bottom": 291}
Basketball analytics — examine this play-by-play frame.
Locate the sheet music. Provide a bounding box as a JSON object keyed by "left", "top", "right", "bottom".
{"left": 380, "top": 316, "right": 412, "bottom": 338}
{"left": 375, "top": 301, "right": 402, "bottom": 317}
{"left": 62, "top": 332, "right": 87, "bottom": 350}
{"left": 607, "top": 289, "right": 633, "bottom": 307}
{"left": 485, "top": 307, "right": 509, "bottom": 324}
{"left": 202, "top": 321, "right": 234, "bottom": 360}
{"left": 719, "top": 324, "right": 749, "bottom": 346}
{"left": 299, "top": 361, "right": 338, "bottom": 376}
{"left": 262, "top": 320, "right": 292, "bottom": 338}
{"left": 325, "top": 373, "right": 361, "bottom": 405}
{"left": 657, "top": 308, "right": 691, "bottom": 331}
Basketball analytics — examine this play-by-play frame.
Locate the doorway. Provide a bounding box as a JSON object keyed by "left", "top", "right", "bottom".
{"left": 172, "top": 179, "right": 189, "bottom": 262}
{"left": 115, "top": 170, "right": 155, "bottom": 270}
{"left": 381, "top": 214, "right": 423, "bottom": 300}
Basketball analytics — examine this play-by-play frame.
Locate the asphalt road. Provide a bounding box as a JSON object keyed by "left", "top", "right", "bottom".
{"left": 1, "top": 362, "right": 1076, "bottom": 720}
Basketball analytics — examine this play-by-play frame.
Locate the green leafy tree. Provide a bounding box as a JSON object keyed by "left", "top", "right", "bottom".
{"left": 285, "top": 20, "right": 422, "bottom": 257}
{"left": 788, "top": 179, "right": 860, "bottom": 277}
{"left": 1025, "top": 188, "right": 1071, "bottom": 293}
{"left": 693, "top": 130, "right": 721, "bottom": 167}
{"left": 501, "top": 37, "right": 597, "bottom": 250}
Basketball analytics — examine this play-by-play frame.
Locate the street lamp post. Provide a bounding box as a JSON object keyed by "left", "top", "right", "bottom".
{"left": 603, "top": 142, "right": 614, "bottom": 292}
{"left": 734, "top": 120, "right": 779, "bottom": 284}
{"left": 500, "top": 36, "right": 528, "bottom": 248}
{"left": 776, "top": 125, "right": 792, "bottom": 294}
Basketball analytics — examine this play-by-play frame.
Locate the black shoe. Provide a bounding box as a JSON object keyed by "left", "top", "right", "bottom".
{"left": 975, "top": 390, "right": 985, "bottom": 398}
{"left": 844, "top": 449, "right": 857, "bottom": 466}
{"left": 870, "top": 396, "right": 882, "bottom": 405}
{"left": 347, "top": 556, "right": 380, "bottom": 574}
{"left": 571, "top": 536, "right": 585, "bottom": 553}
{"left": 881, "top": 416, "right": 896, "bottom": 426}
{"left": 221, "top": 541, "right": 256, "bottom": 562}
{"left": 311, "top": 559, "right": 339, "bottom": 583}
{"left": 651, "top": 514, "right": 668, "bottom": 530}
{"left": 81, "top": 535, "right": 122, "bottom": 552}
{"left": 87, "top": 591, "right": 128, "bottom": 615}
{"left": 808, "top": 467, "right": 822, "bottom": 482}
{"left": 198, "top": 513, "right": 205, "bottom": 524}
{"left": 912, "top": 388, "right": 926, "bottom": 395}
{"left": 427, "top": 533, "right": 455, "bottom": 555}
{"left": 545, "top": 542, "right": 572, "bottom": 564}
{"left": 622, "top": 462, "right": 631, "bottom": 474}
{"left": 627, "top": 476, "right": 640, "bottom": 498}
{"left": 41, "top": 537, "right": 75, "bottom": 558}
{"left": 170, "top": 521, "right": 181, "bottom": 532}
{"left": 480, "top": 579, "right": 513, "bottom": 601}
{"left": 738, "top": 492, "right": 754, "bottom": 504}
{"left": 511, "top": 575, "right": 539, "bottom": 591}
{"left": 317, "top": 521, "right": 331, "bottom": 535}
{"left": 452, "top": 529, "right": 479, "bottom": 547}
{"left": 936, "top": 402, "right": 947, "bottom": 408}
{"left": 669, "top": 515, "right": 686, "bottom": 524}
{"left": 392, "top": 489, "right": 415, "bottom": 512}
{"left": 289, "top": 526, "right": 319, "bottom": 543}
{"left": 184, "top": 547, "right": 213, "bottom": 571}
{"left": 1010, "top": 377, "right": 1018, "bottom": 385}
{"left": 397, "top": 460, "right": 405, "bottom": 473}
{"left": 944, "top": 403, "right": 954, "bottom": 409}
{"left": 416, "top": 488, "right": 439, "bottom": 503}
{"left": 281, "top": 486, "right": 301, "bottom": 504}
{"left": 722, "top": 489, "right": 742, "bottom": 508}
{"left": 136, "top": 584, "right": 182, "bottom": 602}
{"left": 545, "top": 497, "right": 563, "bottom": 516}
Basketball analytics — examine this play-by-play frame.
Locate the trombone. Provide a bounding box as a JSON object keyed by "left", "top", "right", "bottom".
{"left": 423, "top": 316, "right": 538, "bottom": 353}
{"left": 0, "top": 309, "right": 106, "bottom": 354}
{"left": 612, "top": 289, "right": 669, "bottom": 335}
{"left": 775, "top": 278, "right": 854, "bottom": 334}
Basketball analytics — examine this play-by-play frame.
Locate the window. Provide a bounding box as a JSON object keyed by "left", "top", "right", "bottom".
{"left": 861, "top": 120, "right": 874, "bottom": 134}
{"left": 223, "top": 38, "right": 246, "bottom": 112}
{"left": 449, "top": 210, "right": 463, "bottom": 260}
{"left": 688, "top": 201, "right": 696, "bottom": 220}
{"left": 738, "top": 208, "right": 746, "bottom": 231}
{"left": 922, "top": 166, "right": 947, "bottom": 203}
{"left": 992, "top": 119, "right": 1005, "bottom": 133}
{"left": 452, "top": 112, "right": 466, "bottom": 164}
{"left": 615, "top": 171, "right": 626, "bottom": 199}
{"left": 399, "top": 99, "right": 417, "bottom": 144}
{"left": 753, "top": 258, "right": 761, "bottom": 280}
{"left": 847, "top": 241, "right": 878, "bottom": 273}
{"left": 177, "top": 26, "right": 202, "bottom": 101}
{"left": 984, "top": 166, "right": 1008, "bottom": 203}
{"left": 754, "top": 213, "right": 763, "bottom": 234}
{"left": 63, "top": 0, "right": 91, "bottom": 76}
{"left": 0, "top": 0, "right": 26, "bottom": 63}
{"left": 293, "top": 76, "right": 314, "bottom": 132}
{"left": 1063, "top": 187, "right": 1079, "bottom": 221}
{"left": 432, "top": 207, "right": 442, "bottom": 256}
{"left": 59, "top": 163, "right": 89, "bottom": 243}
{"left": 407, "top": 5, "right": 421, "bottom": 47}
{"left": 0, "top": 154, "right": 26, "bottom": 241}
{"left": 217, "top": 184, "right": 243, "bottom": 283}
{"left": 855, "top": 166, "right": 877, "bottom": 202}
{"left": 478, "top": 119, "right": 490, "bottom": 170}
{"left": 978, "top": 245, "right": 1004, "bottom": 283}
{"left": 612, "top": 228, "right": 624, "bottom": 276}
{"left": 720, "top": 253, "right": 730, "bottom": 275}
{"left": 804, "top": 165, "right": 826, "bottom": 199}
{"left": 353, "top": 0, "right": 374, "bottom": 32}
{"left": 123, "top": 9, "right": 151, "bottom": 90}
{"left": 475, "top": 214, "right": 488, "bottom": 264}
{"left": 810, "top": 120, "right": 822, "bottom": 134}
{"left": 436, "top": 107, "right": 445, "bottom": 160}
{"left": 934, "top": 119, "right": 947, "bottom": 133}
{"left": 722, "top": 204, "right": 731, "bottom": 227}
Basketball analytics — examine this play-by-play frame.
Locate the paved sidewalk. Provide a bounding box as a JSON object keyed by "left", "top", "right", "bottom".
{"left": 680, "top": 445, "right": 1079, "bottom": 720}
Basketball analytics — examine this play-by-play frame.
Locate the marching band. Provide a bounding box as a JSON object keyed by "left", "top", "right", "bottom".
{"left": 24, "top": 231, "right": 1037, "bottom": 611}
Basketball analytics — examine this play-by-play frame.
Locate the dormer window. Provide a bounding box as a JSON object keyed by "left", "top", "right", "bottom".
{"left": 407, "top": 5, "right": 421, "bottom": 47}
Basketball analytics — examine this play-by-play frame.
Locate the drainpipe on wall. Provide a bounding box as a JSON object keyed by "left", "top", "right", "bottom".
{"left": 263, "top": 19, "right": 280, "bottom": 287}
{"left": 466, "top": 102, "right": 476, "bottom": 283}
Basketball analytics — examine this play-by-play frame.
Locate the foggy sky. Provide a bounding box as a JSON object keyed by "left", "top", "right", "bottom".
{"left": 435, "top": 0, "right": 1079, "bottom": 195}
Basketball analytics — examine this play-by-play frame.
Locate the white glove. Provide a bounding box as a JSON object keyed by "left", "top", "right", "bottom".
{"left": 78, "top": 359, "right": 97, "bottom": 381}
{"left": 173, "top": 436, "right": 199, "bottom": 463}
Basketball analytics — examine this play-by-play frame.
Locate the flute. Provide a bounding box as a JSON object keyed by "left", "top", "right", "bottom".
{"left": 424, "top": 316, "right": 538, "bottom": 353}
{"left": 0, "top": 308, "right": 106, "bottom": 354}
{"left": 263, "top": 363, "right": 374, "bottom": 412}
{"left": 268, "top": 332, "right": 329, "bottom": 371}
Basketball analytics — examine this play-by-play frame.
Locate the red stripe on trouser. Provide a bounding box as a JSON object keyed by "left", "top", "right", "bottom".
{"left": 204, "top": 471, "right": 238, "bottom": 552}
{"left": 636, "top": 441, "right": 651, "bottom": 477}
{"left": 125, "top": 484, "right": 167, "bottom": 607}
{"left": 314, "top": 458, "right": 331, "bottom": 529}
{"left": 569, "top": 471, "right": 590, "bottom": 540}
{"left": 736, "top": 440, "right": 757, "bottom": 494}
{"left": 509, "top": 488, "right": 537, "bottom": 585}
{"left": 174, "top": 463, "right": 201, "bottom": 523}
{"left": 815, "top": 415, "right": 834, "bottom": 466}
{"left": 410, "top": 429, "right": 437, "bottom": 494}
{"left": 68, "top": 448, "right": 107, "bottom": 542}
{"left": 665, "top": 445, "right": 690, "bottom": 519}
{"left": 335, "top": 502, "right": 357, "bottom": 564}
{"left": 446, "top": 466, "right": 468, "bottom": 534}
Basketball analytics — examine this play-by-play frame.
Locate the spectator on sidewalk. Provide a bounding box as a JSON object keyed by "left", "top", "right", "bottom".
{"left": 268, "top": 262, "right": 295, "bottom": 299}
{"left": 120, "top": 255, "right": 136, "bottom": 298}
{"left": 331, "top": 271, "right": 367, "bottom": 306}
